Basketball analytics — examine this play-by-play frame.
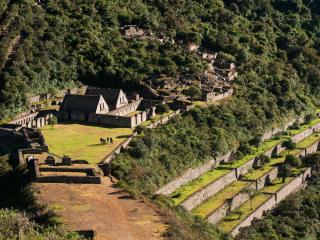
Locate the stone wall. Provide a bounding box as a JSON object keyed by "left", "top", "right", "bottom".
{"left": 107, "top": 99, "right": 141, "bottom": 116}
{"left": 146, "top": 110, "right": 180, "bottom": 129}
{"left": 255, "top": 167, "right": 279, "bottom": 190}
{"left": 231, "top": 167, "right": 312, "bottom": 236}
{"left": 231, "top": 194, "right": 276, "bottom": 236}
{"left": 205, "top": 88, "right": 233, "bottom": 102}
{"left": 181, "top": 170, "right": 237, "bottom": 211}
{"left": 291, "top": 122, "right": 320, "bottom": 143}
{"left": 97, "top": 111, "right": 147, "bottom": 128}
{"left": 235, "top": 158, "right": 256, "bottom": 178}
{"left": 9, "top": 111, "right": 54, "bottom": 129}
{"left": 36, "top": 175, "right": 101, "bottom": 184}
{"left": 156, "top": 118, "right": 319, "bottom": 197}
{"left": 207, "top": 202, "right": 229, "bottom": 225}
{"left": 156, "top": 152, "right": 232, "bottom": 195}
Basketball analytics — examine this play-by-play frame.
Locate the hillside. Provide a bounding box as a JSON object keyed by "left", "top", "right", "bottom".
{"left": 1, "top": 0, "right": 320, "bottom": 239}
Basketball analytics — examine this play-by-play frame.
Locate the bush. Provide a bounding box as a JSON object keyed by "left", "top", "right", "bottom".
{"left": 285, "top": 154, "right": 302, "bottom": 168}
{"left": 156, "top": 104, "right": 170, "bottom": 114}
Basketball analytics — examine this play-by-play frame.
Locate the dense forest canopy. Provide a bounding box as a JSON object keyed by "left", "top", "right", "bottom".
{"left": 0, "top": 0, "right": 320, "bottom": 119}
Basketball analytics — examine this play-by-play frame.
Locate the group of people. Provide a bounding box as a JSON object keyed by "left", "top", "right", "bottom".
{"left": 100, "top": 137, "right": 114, "bottom": 145}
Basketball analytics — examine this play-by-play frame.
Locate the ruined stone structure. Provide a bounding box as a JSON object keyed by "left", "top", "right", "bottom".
{"left": 202, "top": 86, "right": 233, "bottom": 102}
{"left": 9, "top": 110, "right": 55, "bottom": 129}
{"left": 59, "top": 87, "right": 157, "bottom": 128}
{"left": 121, "top": 25, "right": 146, "bottom": 38}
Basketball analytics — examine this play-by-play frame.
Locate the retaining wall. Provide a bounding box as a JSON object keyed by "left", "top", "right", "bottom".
{"left": 231, "top": 167, "right": 311, "bottom": 236}
{"left": 156, "top": 152, "right": 232, "bottom": 195}
{"left": 36, "top": 176, "right": 101, "bottom": 184}
{"left": 156, "top": 118, "right": 320, "bottom": 197}
{"left": 255, "top": 167, "right": 279, "bottom": 190}
{"left": 181, "top": 170, "right": 237, "bottom": 211}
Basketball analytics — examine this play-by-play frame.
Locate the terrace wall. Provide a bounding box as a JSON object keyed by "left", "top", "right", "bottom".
{"left": 231, "top": 167, "right": 311, "bottom": 236}
{"left": 156, "top": 152, "right": 232, "bottom": 195}
{"left": 156, "top": 118, "right": 320, "bottom": 197}
{"left": 107, "top": 99, "right": 141, "bottom": 116}
{"left": 181, "top": 170, "right": 237, "bottom": 211}
{"left": 36, "top": 176, "right": 101, "bottom": 184}
{"left": 255, "top": 167, "right": 279, "bottom": 190}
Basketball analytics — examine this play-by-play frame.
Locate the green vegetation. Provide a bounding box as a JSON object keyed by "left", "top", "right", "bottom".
{"left": 236, "top": 177, "right": 320, "bottom": 239}
{"left": 192, "top": 181, "right": 250, "bottom": 217}
{"left": 41, "top": 123, "right": 133, "bottom": 163}
{"left": 170, "top": 168, "right": 230, "bottom": 205}
{"left": 0, "top": 209, "right": 83, "bottom": 240}
{"left": 218, "top": 194, "right": 271, "bottom": 233}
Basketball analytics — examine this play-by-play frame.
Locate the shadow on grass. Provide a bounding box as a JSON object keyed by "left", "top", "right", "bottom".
{"left": 117, "top": 135, "right": 132, "bottom": 139}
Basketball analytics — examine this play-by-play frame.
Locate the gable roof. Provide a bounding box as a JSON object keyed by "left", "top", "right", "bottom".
{"left": 85, "top": 87, "right": 122, "bottom": 107}
{"left": 60, "top": 94, "right": 103, "bottom": 113}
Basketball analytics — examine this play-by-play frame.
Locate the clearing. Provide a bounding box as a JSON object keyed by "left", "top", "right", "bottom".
{"left": 35, "top": 177, "right": 167, "bottom": 240}
{"left": 41, "top": 123, "right": 133, "bottom": 163}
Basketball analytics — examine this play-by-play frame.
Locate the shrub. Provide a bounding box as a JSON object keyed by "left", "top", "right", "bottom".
{"left": 285, "top": 154, "right": 302, "bottom": 168}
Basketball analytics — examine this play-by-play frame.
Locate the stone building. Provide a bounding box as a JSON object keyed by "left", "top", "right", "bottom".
{"left": 59, "top": 94, "right": 108, "bottom": 122}
{"left": 59, "top": 87, "right": 157, "bottom": 128}
{"left": 121, "top": 25, "right": 145, "bottom": 38}
{"left": 85, "top": 87, "right": 128, "bottom": 110}
{"left": 202, "top": 86, "right": 233, "bottom": 102}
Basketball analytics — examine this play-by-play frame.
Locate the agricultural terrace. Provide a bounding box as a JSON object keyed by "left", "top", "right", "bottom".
{"left": 192, "top": 132, "right": 320, "bottom": 222}
{"left": 169, "top": 119, "right": 320, "bottom": 205}
{"left": 41, "top": 123, "right": 133, "bottom": 163}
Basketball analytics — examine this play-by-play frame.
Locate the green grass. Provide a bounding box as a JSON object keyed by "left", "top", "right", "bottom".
{"left": 192, "top": 180, "right": 251, "bottom": 217}
{"left": 170, "top": 168, "right": 230, "bottom": 205}
{"left": 296, "top": 132, "right": 320, "bottom": 149}
{"left": 125, "top": 110, "right": 142, "bottom": 117}
{"left": 287, "top": 118, "right": 320, "bottom": 135}
{"left": 141, "top": 110, "right": 174, "bottom": 127}
{"left": 41, "top": 123, "right": 133, "bottom": 163}
{"left": 217, "top": 194, "right": 271, "bottom": 233}
{"left": 170, "top": 124, "right": 320, "bottom": 207}
{"left": 222, "top": 137, "right": 284, "bottom": 168}
{"left": 262, "top": 177, "right": 295, "bottom": 194}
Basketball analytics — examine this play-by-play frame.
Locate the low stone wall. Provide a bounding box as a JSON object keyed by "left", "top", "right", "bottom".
{"left": 107, "top": 99, "right": 141, "bottom": 116}
{"left": 235, "top": 158, "right": 256, "bottom": 178}
{"left": 255, "top": 167, "right": 279, "bottom": 190}
{"left": 231, "top": 168, "right": 311, "bottom": 236}
{"left": 207, "top": 182, "right": 255, "bottom": 225}
{"left": 37, "top": 176, "right": 101, "bottom": 184}
{"left": 156, "top": 152, "right": 232, "bottom": 195}
{"left": 181, "top": 170, "right": 237, "bottom": 211}
{"left": 291, "top": 122, "right": 320, "bottom": 143}
{"left": 156, "top": 118, "right": 319, "bottom": 197}
{"left": 231, "top": 194, "right": 276, "bottom": 236}
{"left": 147, "top": 110, "right": 180, "bottom": 129}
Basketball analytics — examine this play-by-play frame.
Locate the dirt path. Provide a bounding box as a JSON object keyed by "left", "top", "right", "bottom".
{"left": 35, "top": 178, "right": 167, "bottom": 240}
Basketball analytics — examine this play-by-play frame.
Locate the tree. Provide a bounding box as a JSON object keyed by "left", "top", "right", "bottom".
{"left": 278, "top": 163, "right": 292, "bottom": 183}
{"left": 281, "top": 139, "right": 296, "bottom": 154}
{"left": 249, "top": 135, "right": 262, "bottom": 149}
{"left": 48, "top": 116, "right": 57, "bottom": 129}
{"left": 183, "top": 86, "right": 202, "bottom": 101}
{"left": 304, "top": 114, "right": 315, "bottom": 124}
{"left": 253, "top": 155, "right": 271, "bottom": 169}
{"left": 285, "top": 154, "right": 301, "bottom": 168}
{"left": 303, "top": 152, "right": 320, "bottom": 173}
{"left": 155, "top": 104, "right": 170, "bottom": 114}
